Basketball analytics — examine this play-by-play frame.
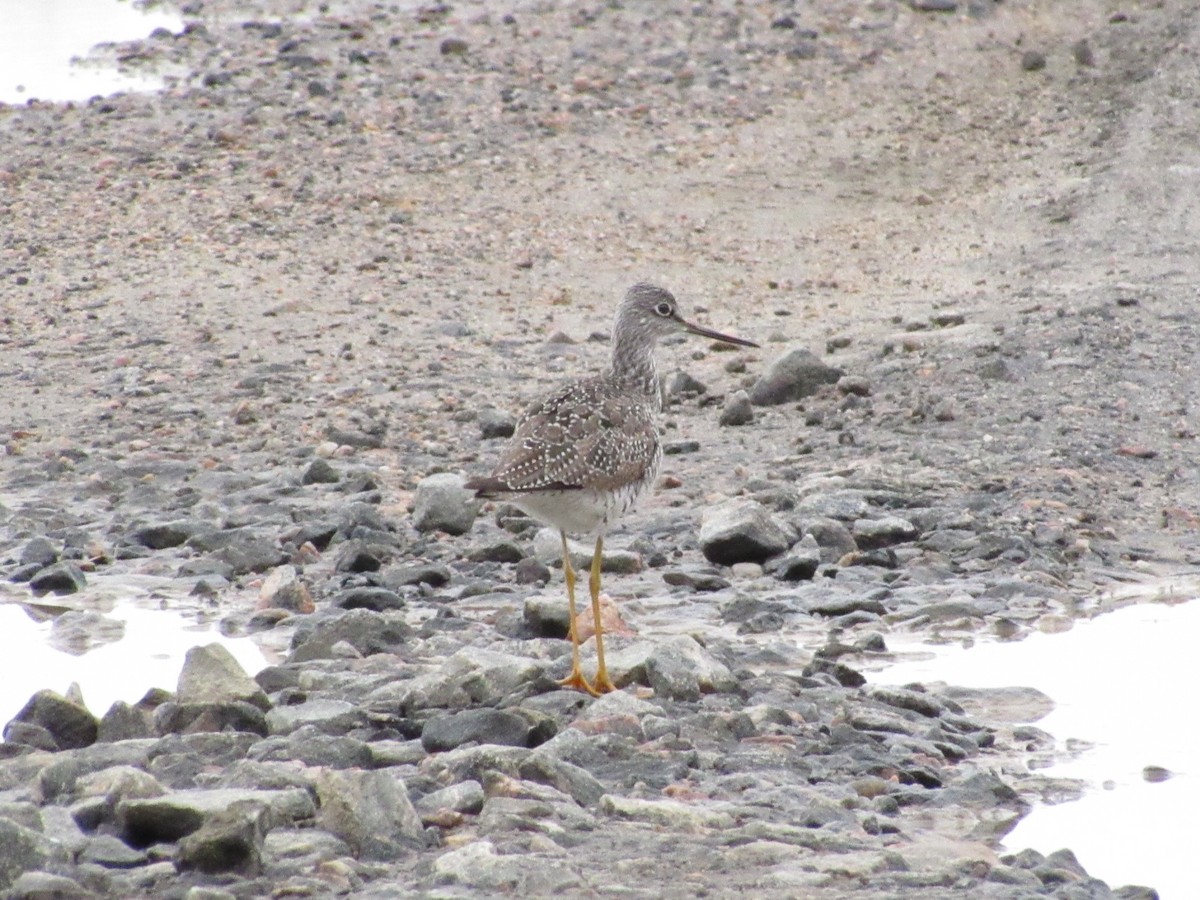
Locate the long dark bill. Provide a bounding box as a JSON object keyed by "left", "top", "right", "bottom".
{"left": 683, "top": 320, "right": 759, "bottom": 349}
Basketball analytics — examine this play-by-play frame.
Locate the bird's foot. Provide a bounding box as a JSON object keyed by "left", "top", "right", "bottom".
{"left": 590, "top": 671, "right": 618, "bottom": 695}
{"left": 558, "top": 669, "right": 601, "bottom": 697}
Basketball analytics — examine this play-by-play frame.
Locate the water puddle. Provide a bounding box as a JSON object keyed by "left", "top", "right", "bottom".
{"left": 0, "top": 595, "right": 268, "bottom": 729}
{"left": 0, "top": 0, "right": 183, "bottom": 105}
{"left": 872, "top": 585, "right": 1199, "bottom": 899}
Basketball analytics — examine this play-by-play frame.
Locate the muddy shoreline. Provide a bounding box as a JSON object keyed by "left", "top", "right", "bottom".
{"left": 2, "top": 0, "right": 1198, "bottom": 896}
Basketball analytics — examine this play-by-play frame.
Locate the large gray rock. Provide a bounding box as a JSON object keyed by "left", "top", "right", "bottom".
{"left": 412, "top": 472, "right": 480, "bottom": 535}
{"left": 79, "top": 833, "right": 147, "bottom": 868}
{"left": 177, "top": 644, "right": 270, "bottom": 711}
{"left": 749, "top": 348, "right": 843, "bottom": 405}
{"left": 264, "top": 699, "right": 365, "bottom": 736}
{"left": 776, "top": 534, "right": 822, "bottom": 581}
{"left": 4, "top": 689, "right": 97, "bottom": 751}
{"left": 699, "top": 500, "right": 791, "bottom": 565}
{"left": 369, "top": 648, "right": 548, "bottom": 711}
{"left": 133, "top": 520, "right": 209, "bottom": 550}
{"left": 176, "top": 799, "right": 272, "bottom": 875}
{"left": 0, "top": 820, "right": 53, "bottom": 890}
{"left": 314, "top": 769, "right": 424, "bottom": 860}
{"left": 28, "top": 562, "right": 87, "bottom": 596}
{"left": 7, "top": 871, "right": 90, "bottom": 899}
{"left": 718, "top": 389, "right": 755, "bottom": 427}
{"left": 853, "top": 515, "right": 920, "bottom": 550}
{"left": 117, "top": 788, "right": 314, "bottom": 846}
{"left": 421, "top": 708, "right": 537, "bottom": 753}
{"left": 288, "top": 608, "right": 412, "bottom": 663}
{"left": 802, "top": 517, "right": 858, "bottom": 562}
{"left": 414, "top": 781, "right": 486, "bottom": 820}
{"left": 432, "top": 839, "right": 578, "bottom": 892}
{"left": 645, "top": 635, "right": 737, "bottom": 700}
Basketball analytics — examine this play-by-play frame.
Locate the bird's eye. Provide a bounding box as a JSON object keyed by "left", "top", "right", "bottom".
{"left": 654, "top": 302, "right": 673, "bottom": 317}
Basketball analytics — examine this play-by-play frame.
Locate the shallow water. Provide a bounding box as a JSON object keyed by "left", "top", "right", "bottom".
{"left": 873, "top": 589, "right": 1200, "bottom": 899}
{"left": 0, "top": 0, "right": 182, "bottom": 104}
{"left": 0, "top": 599, "right": 268, "bottom": 727}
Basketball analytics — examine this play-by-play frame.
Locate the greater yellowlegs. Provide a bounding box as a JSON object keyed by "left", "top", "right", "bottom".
{"left": 465, "top": 283, "right": 758, "bottom": 695}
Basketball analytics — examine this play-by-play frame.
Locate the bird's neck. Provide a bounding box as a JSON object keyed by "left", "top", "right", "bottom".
{"left": 609, "top": 333, "right": 661, "bottom": 405}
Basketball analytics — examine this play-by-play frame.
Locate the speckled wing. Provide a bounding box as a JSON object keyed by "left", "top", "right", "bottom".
{"left": 467, "top": 378, "right": 660, "bottom": 496}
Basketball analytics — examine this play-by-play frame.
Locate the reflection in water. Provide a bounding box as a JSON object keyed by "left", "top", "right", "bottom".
{"left": 0, "top": 601, "right": 267, "bottom": 728}
{"left": 0, "top": 0, "right": 182, "bottom": 104}
{"left": 873, "top": 596, "right": 1198, "bottom": 899}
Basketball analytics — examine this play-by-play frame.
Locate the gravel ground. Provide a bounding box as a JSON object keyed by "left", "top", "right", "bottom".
{"left": 2, "top": 0, "right": 1198, "bottom": 897}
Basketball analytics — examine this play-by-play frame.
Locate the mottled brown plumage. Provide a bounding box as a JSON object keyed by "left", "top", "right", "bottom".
{"left": 465, "top": 283, "right": 757, "bottom": 694}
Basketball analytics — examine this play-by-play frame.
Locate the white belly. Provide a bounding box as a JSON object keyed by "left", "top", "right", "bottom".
{"left": 513, "top": 484, "right": 648, "bottom": 537}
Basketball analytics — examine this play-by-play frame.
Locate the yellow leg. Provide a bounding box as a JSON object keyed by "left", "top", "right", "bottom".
{"left": 557, "top": 530, "right": 598, "bottom": 695}
{"left": 589, "top": 535, "right": 617, "bottom": 694}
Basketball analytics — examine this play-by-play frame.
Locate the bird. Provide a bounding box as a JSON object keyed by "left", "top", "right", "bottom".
{"left": 464, "top": 283, "right": 759, "bottom": 695}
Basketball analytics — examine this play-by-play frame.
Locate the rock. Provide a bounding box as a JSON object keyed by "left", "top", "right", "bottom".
{"left": 432, "top": 840, "right": 523, "bottom": 889}
{"left": 35, "top": 741, "right": 156, "bottom": 802}
{"left": 375, "top": 648, "right": 548, "bottom": 711}
{"left": 852, "top": 516, "right": 919, "bottom": 550}
{"left": 80, "top": 833, "right": 147, "bottom": 868}
{"left": 776, "top": 535, "right": 821, "bottom": 581}
{"left": 412, "top": 472, "right": 479, "bottom": 535}
{"left": 801, "top": 592, "right": 888, "bottom": 617}
{"left": 257, "top": 565, "right": 315, "bottom": 613}
{"left": 7, "top": 871, "right": 90, "bottom": 899}
{"left": 19, "top": 536, "right": 58, "bottom": 568}
{"left": 911, "top": 0, "right": 956, "bottom": 10}
{"left": 802, "top": 518, "right": 858, "bottom": 562}
{"left": 0, "top": 819, "right": 51, "bottom": 890}
{"left": 330, "top": 586, "right": 406, "bottom": 611}
{"left": 28, "top": 562, "right": 87, "bottom": 595}
{"left": 211, "top": 537, "right": 286, "bottom": 577}
{"left": 117, "top": 788, "right": 314, "bottom": 846}
{"left": 289, "top": 608, "right": 411, "bottom": 662}
{"left": 514, "top": 557, "right": 551, "bottom": 584}
{"left": 599, "top": 794, "right": 734, "bottom": 831}
{"left": 836, "top": 374, "right": 871, "bottom": 396}
{"left": 250, "top": 726, "right": 373, "bottom": 769}
{"left": 1072, "top": 39, "right": 1095, "bottom": 67}
{"left": 176, "top": 799, "right": 271, "bottom": 875}
{"left": 301, "top": 458, "right": 340, "bottom": 484}
{"left": 381, "top": 561, "right": 452, "bottom": 588}
{"left": 5, "top": 689, "right": 97, "bottom": 751}
{"left": 440, "top": 36, "right": 469, "bottom": 56}
{"left": 666, "top": 370, "right": 707, "bottom": 398}
{"left": 421, "top": 708, "right": 538, "bottom": 752}
{"left": 718, "top": 390, "right": 754, "bottom": 426}
{"left": 644, "top": 635, "right": 737, "bottom": 700}
{"left": 97, "top": 702, "right": 153, "bottom": 742}
{"left": 1021, "top": 49, "right": 1047, "bottom": 71}
{"left": 263, "top": 699, "right": 364, "bottom": 736}
{"left": 523, "top": 594, "right": 570, "bottom": 638}
{"left": 477, "top": 407, "right": 515, "bottom": 439}
{"left": 699, "top": 500, "right": 790, "bottom": 565}
{"left": 334, "top": 539, "right": 387, "bottom": 573}
{"left": 467, "top": 539, "right": 526, "bottom": 563}
{"left": 153, "top": 701, "right": 269, "bottom": 737}
{"left": 661, "top": 570, "right": 731, "bottom": 592}
{"left": 796, "top": 490, "right": 871, "bottom": 520}
{"left": 749, "top": 348, "right": 843, "bottom": 406}
{"left": 133, "top": 520, "right": 207, "bottom": 550}
{"left": 314, "top": 769, "right": 424, "bottom": 859}
{"left": 48, "top": 610, "right": 125, "bottom": 655}
{"left": 177, "top": 644, "right": 270, "bottom": 710}
{"left": 415, "top": 780, "right": 486, "bottom": 824}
